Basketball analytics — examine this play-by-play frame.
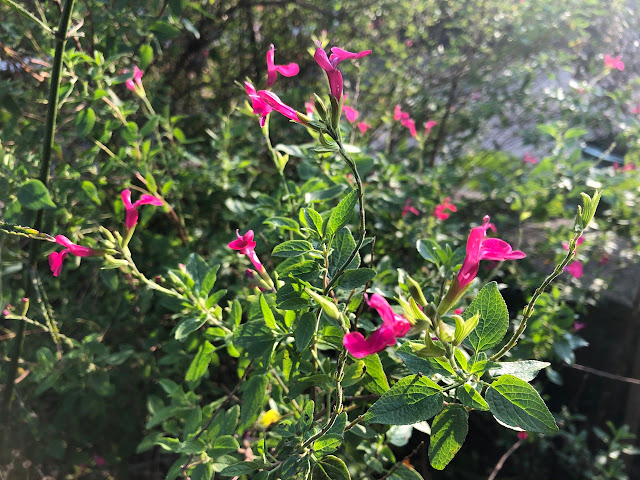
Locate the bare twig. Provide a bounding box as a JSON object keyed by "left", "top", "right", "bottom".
{"left": 487, "top": 439, "right": 523, "bottom": 480}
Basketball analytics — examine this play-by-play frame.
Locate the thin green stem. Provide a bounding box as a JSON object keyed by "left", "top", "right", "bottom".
{"left": 491, "top": 229, "right": 583, "bottom": 361}
{"left": 1, "top": 0, "right": 76, "bottom": 430}
{"left": 1, "top": 0, "right": 55, "bottom": 35}
{"left": 261, "top": 119, "right": 294, "bottom": 212}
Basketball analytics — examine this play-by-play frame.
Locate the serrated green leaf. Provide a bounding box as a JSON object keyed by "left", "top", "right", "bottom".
{"left": 186, "top": 253, "right": 210, "bottom": 294}
{"left": 489, "top": 361, "right": 550, "bottom": 382}
{"left": 313, "top": 412, "right": 347, "bottom": 456}
{"left": 326, "top": 190, "right": 358, "bottom": 238}
{"left": 17, "top": 179, "right": 57, "bottom": 210}
{"left": 272, "top": 240, "right": 313, "bottom": 257}
{"left": 364, "top": 374, "right": 443, "bottom": 425}
{"left": 361, "top": 354, "right": 389, "bottom": 394}
{"left": 485, "top": 375, "right": 558, "bottom": 433}
{"left": 396, "top": 342, "right": 449, "bottom": 376}
{"left": 260, "top": 294, "right": 277, "bottom": 330}
{"left": 335, "top": 268, "right": 375, "bottom": 290}
{"left": 219, "top": 461, "right": 265, "bottom": 477}
{"left": 428, "top": 404, "right": 468, "bottom": 470}
{"left": 313, "top": 455, "right": 351, "bottom": 480}
{"left": 174, "top": 317, "right": 206, "bottom": 341}
{"left": 240, "top": 375, "right": 268, "bottom": 428}
{"left": 201, "top": 264, "right": 220, "bottom": 298}
{"left": 234, "top": 320, "right": 276, "bottom": 359}
{"left": 328, "top": 228, "right": 359, "bottom": 276}
{"left": 464, "top": 282, "right": 509, "bottom": 353}
{"left": 303, "top": 208, "right": 324, "bottom": 236}
{"left": 185, "top": 341, "right": 215, "bottom": 382}
{"left": 456, "top": 384, "right": 489, "bottom": 411}
{"left": 210, "top": 435, "right": 240, "bottom": 456}
{"left": 295, "top": 312, "right": 316, "bottom": 351}
{"left": 342, "top": 360, "right": 365, "bottom": 387}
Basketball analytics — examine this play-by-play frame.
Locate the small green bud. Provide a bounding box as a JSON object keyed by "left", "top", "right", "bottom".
{"left": 577, "top": 189, "right": 602, "bottom": 231}
{"left": 314, "top": 94, "right": 328, "bottom": 122}
{"left": 306, "top": 289, "right": 341, "bottom": 320}
{"left": 452, "top": 312, "right": 480, "bottom": 346}
{"left": 438, "top": 319, "right": 455, "bottom": 343}
{"left": 406, "top": 275, "right": 428, "bottom": 307}
{"left": 329, "top": 94, "right": 341, "bottom": 130}
{"left": 405, "top": 339, "right": 446, "bottom": 358}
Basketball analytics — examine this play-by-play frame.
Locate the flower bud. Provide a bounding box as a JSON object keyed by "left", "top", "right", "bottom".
{"left": 406, "top": 275, "right": 428, "bottom": 307}
{"left": 452, "top": 312, "right": 480, "bottom": 346}
{"left": 306, "top": 288, "right": 341, "bottom": 320}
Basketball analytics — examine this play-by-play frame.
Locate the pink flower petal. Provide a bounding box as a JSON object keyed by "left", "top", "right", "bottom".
{"left": 343, "top": 105, "right": 359, "bottom": 122}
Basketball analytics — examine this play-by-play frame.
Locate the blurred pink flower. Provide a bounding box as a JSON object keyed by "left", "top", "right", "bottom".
{"left": 125, "top": 65, "right": 143, "bottom": 91}
{"left": 599, "top": 253, "right": 610, "bottom": 265}
{"left": 434, "top": 197, "right": 457, "bottom": 220}
{"left": 523, "top": 153, "right": 538, "bottom": 164}
{"left": 257, "top": 90, "right": 303, "bottom": 123}
{"left": 2, "top": 304, "right": 11, "bottom": 316}
{"left": 402, "top": 199, "right": 420, "bottom": 217}
{"left": 245, "top": 81, "right": 273, "bottom": 127}
{"left": 517, "top": 432, "right": 529, "bottom": 440}
{"left": 631, "top": 103, "right": 640, "bottom": 115}
{"left": 453, "top": 308, "right": 464, "bottom": 314}
{"left": 564, "top": 261, "right": 583, "bottom": 279}
{"left": 402, "top": 118, "right": 417, "bottom": 137}
{"left": 457, "top": 216, "right": 526, "bottom": 288}
{"left": 48, "top": 235, "right": 96, "bottom": 277}
{"left": 314, "top": 45, "right": 371, "bottom": 100}
{"left": 573, "top": 321, "right": 586, "bottom": 332}
{"left": 228, "top": 230, "right": 264, "bottom": 272}
{"left": 93, "top": 454, "right": 106, "bottom": 467}
{"left": 266, "top": 44, "right": 299, "bottom": 87}
{"left": 357, "top": 121, "right": 371, "bottom": 134}
{"left": 343, "top": 105, "right": 359, "bottom": 122}
{"left": 121, "top": 188, "right": 163, "bottom": 230}
{"left": 424, "top": 120, "right": 437, "bottom": 135}
{"left": 604, "top": 54, "right": 624, "bottom": 71}
{"left": 343, "top": 294, "right": 411, "bottom": 358}
{"left": 305, "top": 99, "right": 315, "bottom": 115}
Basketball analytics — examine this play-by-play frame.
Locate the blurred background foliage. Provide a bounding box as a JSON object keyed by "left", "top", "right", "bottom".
{"left": 1, "top": 0, "right": 640, "bottom": 477}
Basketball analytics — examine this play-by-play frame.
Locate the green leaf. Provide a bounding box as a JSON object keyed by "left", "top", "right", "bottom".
{"left": 489, "top": 361, "right": 550, "bottom": 382}
{"left": 428, "top": 404, "right": 468, "bottom": 470}
{"left": 219, "top": 461, "right": 265, "bottom": 477}
{"left": 264, "top": 216, "right": 300, "bottom": 232}
{"left": 17, "top": 179, "right": 57, "bottom": 210}
{"left": 328, "top": 228, "right": 359, "bottom": 276}
{"left": 210, "top": 435, "right": 240, "bottom": 457}
{"left": 190, "top": 461, "right": 214, "bottom": 480}
{"left": 185, "top": 341, "right": 215, "bottom": 382}
{"left": 416, "top": 239, "right": 441, "bottom": 266}
{"left": 260, "top": 294, "right": 277, "bottom": 330}
{"left": 272, "top": 240, "right": 313, "bottom": 258}
{"left": 313, "top": 412, "right": 347, "bottom": 456}
{"left": 464, "top": 282, "right": 509, "bottom": 353}
{"left": 295, "top": 312, "right": 316, "bottom": 352}
{"left": 364, "top": 375, "right": 443, "bottom": 425}
{"left": 75, "top": 107, "right": 96, "bottom": 136}
{"left": 485, "top": 375, "right": 558, "bottom": 433}
{"left": 186, "top": 253, "right": 210, "bottom": 294}
{"left": 169, "top": 0, "right": 186, "bottom": 16}
{"left": 174, "top": 317, "right": 206, "bottom": 341}
{"left": 312, "top": 455, "right": 351, "bottom": 480}
{"left": 396, "top": 342, "right": 449, "bottom": 376}
{"left": 387, "top": 464, "right": 424, "bottom": 480}
{"left": 303, "top": 208, "right": 323, "bottom": 236}
{"left": 234, "top": 320, "right": 276, "bottom": 359}
{"left": 240, "top": 375, "right": 268, "bottom": 429}
{"left": 326, "top": 190, "right": 358, "bottom": 238}
{"left": 201, "top": 264, "right": 220, "bottom": 298}
{"left": 81, "top": 180, "right": 101, "bottom": 205}
{"left": 139, "top": 44, "right": 153, "bottom": 69}
{"left": 456, "top": 384, "right": 489, "bottom": 411}
{"left": 335, "top": 268, "right": 376, "bottom": 290}
{"left": 361, "top": 354, "right": 389, "bottom": 394}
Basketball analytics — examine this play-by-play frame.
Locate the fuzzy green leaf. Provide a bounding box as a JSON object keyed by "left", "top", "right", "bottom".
{"left": 312, "top": 455, "right": 351, "bottom": 480}
{"left": 326, "top": 190, "right": 358, "bottom": 238}
{"left": 489, "top": 360, "right": 550, "bottom": 382}
{"left": 456, "top": 384, "right": 489, "bottom": 411}
{"left": 17, "top": 179, "right": 57, "bottom": 210}
{"left": 429, "top": 404, "right": 469, "bottom": 470}
{"left": 335, "top": 268, "right": 376, "bottom": 290}
{"left": 464, "top": 282, "right": 509, "bottom": 353}
{"left": 240, "top": 375, "right": 269, "bottom": 429}
{"left": 272, "top": 240, "right": 313, "bottom": 257}
{"left": 185, "top": 341, "right": 215, "bottom": 382}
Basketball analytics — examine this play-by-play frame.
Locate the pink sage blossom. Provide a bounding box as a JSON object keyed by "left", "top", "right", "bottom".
{"left": 402, "top": 118, "right": 417, "bottom": 137}
{"left": 565, "top": 261, "right": 583, "bottom": 279}
{"left": 125, "top": 66, "right": 143, "bottom": 91}
{"left": 573, "top": 321, "right": 586, "bottom": 332}
{"left": 434, "top": 197, "right": 457, "bottom": 220}
{"left": 517, "top": 432, "right": 529, "bottom": 440}
{"left": 266, "top": 44, "right": 299, "bottom": 87}
{"left": 121, "top": 189, "right": 163, "bottom": 230}
{"left": 604, "top": 54, "right": 624, "bottom": 71}
{"left": 228, "top": 230, "right": 264, "bottom": 272}
{"left": 343, "top": 105, "right": 359, "bottom": 122}
{"left": 424, "top": 120, "right": 437, "bottom": 135}
{"left": 314, "top": 45, "right": 371, "bottom": 100}
{"left": 357, "top": 121, "right": 371, "bottom": 134}
{"left": 257, "top": 90, "right": 304, "bottom": 123}
{"left": 48, "top": 235, "right": 96, "bottom": 277}
{"left": 245, "top": 81, "right": 274, "bottom": 127}
{"left": 343, "top": 294, "right": 411, "bottom": 358}
{"left": 632, "top": 104, "right": 640, "bottom": 115}
{"left": 523, "top": 153, "right": 538, "bottom": 164}
{"left": 457, "top": 216, "right": 526, "bottom": 288}
{"left": 402, "top": 199, "right": 419, "bottom": 217}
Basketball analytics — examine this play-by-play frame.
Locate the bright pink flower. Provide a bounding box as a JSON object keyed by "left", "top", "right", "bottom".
{"left": 457, "top": 216, "right": 526, "bottom": 288}
{"left": 394, "top": 105, "right": 403, "bottom": 121}
{"left": 517, "top": 432, "right": 529, "bottom": 440}
{"left": 228, "top": 230, "right": 264, "bottom": 272}
{"left": 523, "top": 153, "right": 538, "bottom": 164}
{"left": 402, "top": 118, "right": 417, "bottom": 137}
{"left": 314, "top": 45, "right": 371, "bottom": 100}
{"left": 622, "top": 163, "right": 637, "bottom": 172}
{"left": 357, "top": 121, "right": 371, "bottom": 134}
{"left": 125, "top": 65, "right": 143, "bottom": 91}
{"left": 305, "top": 100, "right": 315, "bottom": 115}
{"left": 343, "top": 294, "right": 411, "bottom": 358}
{"left": 121, "top": 189, "right": 163, "bottom": 230}
{"left": 604, "top": 54, "right": 624, "bottom": 71}
{"left": 266, "top": 44, "right": 299, "bottom": 88}
{"left": 565, "top": 261, "right": 583, "bottom": 279}
{"left": 245, "top": 81, "right": 274, "bottom": 127}
{"left": 424, "top": 120, "right": 437, "bottom": 135}
{"left": 573, "top": 321, "right": 586, "bottom": 332}
{"left": 454, "top": 308, "right": 464, "bottom": 315}
{"left": 48, "top": 235, "right": 96, "bottom": 277}
{"left": 632, "top": 104, "right": 640, "bottom": 115}
{"left": 434, "top": 197, "right": 457, "bottom": 220}
{"left": 343, "top": 105, "right": 359, "bottom": 122}
{"left": 256, "top": 90, "right": 302, "bottom": 123}
{"left": 2, "top": 304, "right": 11, "bottom": 316}
{"left": 562, "top": 235, "right": 584, "bottom": 251}
{"left": 402, "top": 199, "right": 419, "bottom": 217}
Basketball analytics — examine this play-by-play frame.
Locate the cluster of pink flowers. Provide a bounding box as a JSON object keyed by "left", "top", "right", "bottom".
{"left": 523, "top": 153, "right": 538, "bottom": 165}
{"left": 604, "top": 54, "right": 624, "bottom": 71}
{"left": 125, "top": 66, "right": 144, "bottom": 91}
{"left": 394, "top": 105, "right": 437, "bottom": 138}
{"left": 343, "top": 294, "right": 411, "bottom": 358}
{"left": 401, "top": 199, "right": 419, "bottom": 217}
{"left": 434, "top": 197, "right": 457, "bottom": 220}
{"left": 613, "top": 162, "right": 637, "bottom": 172}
